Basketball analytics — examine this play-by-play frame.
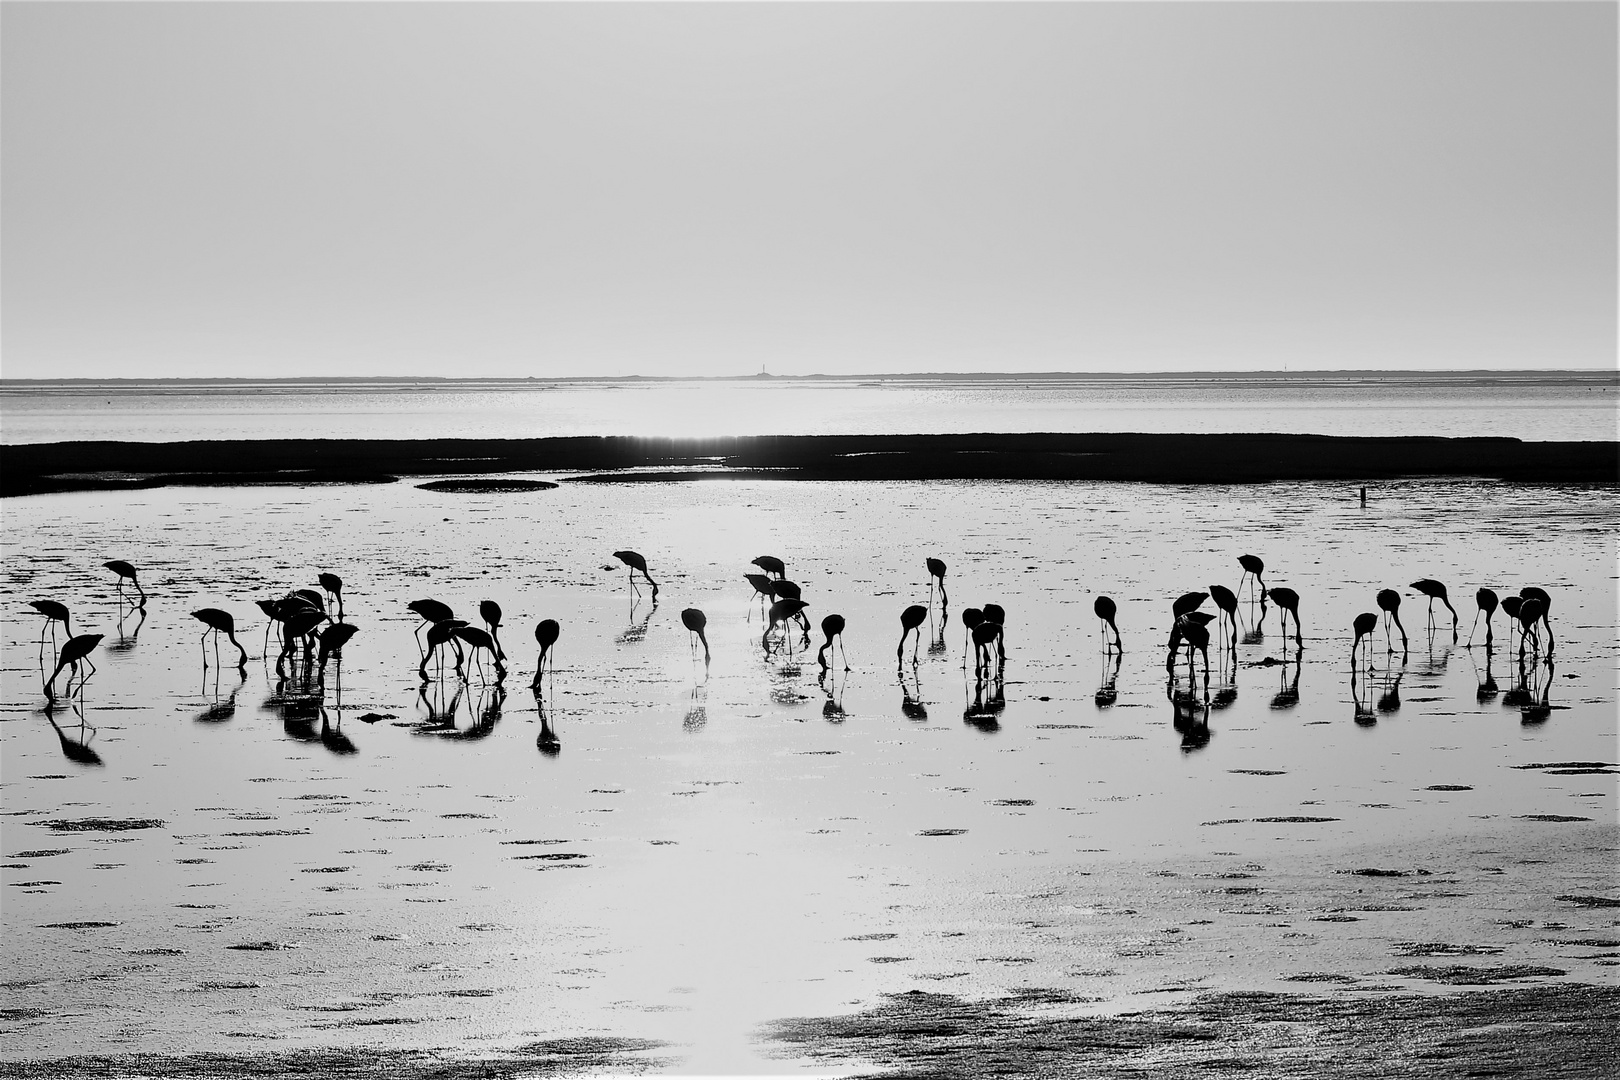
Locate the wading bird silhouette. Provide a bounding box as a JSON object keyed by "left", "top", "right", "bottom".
{"left": 419, "top": 619, "right": 467, "bottom": 681}
{"left": 532, "top": 619, "right": 561, "bottom": 687}
{"left": 1499, "top": 595, "right": 1524, "bottom": 654}
{"left": 971, "top": 620, "right": 1002, "bottom": 674}
{"left": 1352, "top": 612, "right": 1379, "bottom": 667}
{"left": 769, "top": 581, "right": 812, "bottom": 632}
{"left": 1237, "top": 554, "right": 1266, "bottom": 602}
{"left": 613, "top": 550, "right": 658, "bottom": 599}
{"left": 681, "top": 608, "right": 711, "bottom": 667}
{"left": 1515, "top": 598, "right": 1547, "bottom": 660}
{"left": 407, "top": 599, "right": 454, "bottom": 656}
{"left": 1410, "top": 579, "right": 1458, "bottom": 636}
{"left": 45, "top": 634, "right": 104, "bottom": 701}
{"left": 927, "top": 558, "right": 948, "bottom": 607}
{"left": 981, "top": 604, "right": 1006, "bottom": 662}
{"left": 1377, "top": 588, "right": 1407, "bottom": 655}
{"left": 452, "top": 625, "right": 505, "bottom": 681}
{"left": 765, "top": 599, "right": 810, "bottom": 656}
{"left": 744, "top": 574, "right": 774, "bottom": 620}
{"left": 817, "top": 613, "right": 848, "bottom": 673}
{"left": 1172, "top": 591, "right": 1209, "bottom": 619}
{"left": 897, "top": 604, "right": 928, "bottom": 666}
{"left": 317, "top": 622, "right": 358, "bottom": 675}
{"left": 1174, "top": 620, "right": 1211, "bottom": 683}
{"left": 960, "top": 607, "right": 985, "bottom": 668}
{"left": 104, "top": 560, "right": 146, "bottom": 606}
{"left": 1469, "top": 588, "right": 1498, "bottom": 648}
{"left": 318, "top": 573, "right": 344, "bottom": 622}
{"left": 752, "top": 555, "right": 785, "bottom": 580}
{"left": 1094, "top": 595, "right": 1122, "bottom": 653}
{"left": 479, "top": 600, "right": 506, "bottom": 660}
{"left": 1519, "top": 587, "right": 1554, "bottom": 655}
{"left": 28, "top": 600, "right": 71, "bottom": 661}
{"left": 1268, "top": 587, "right": 1302, "bottom": 649}
{"left": 1207, "top": 584, "right": 1237, "bottom": 647}
{"left": 191, "top": 608, "right": 249, "bottom": 669}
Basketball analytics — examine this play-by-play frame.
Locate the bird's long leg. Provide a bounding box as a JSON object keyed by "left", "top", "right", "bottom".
{"left": 201, "top": 629, "right": 212, "bottom": 668}
{"left": 1467, "top": 610, "right": 1480, "bottom": 646}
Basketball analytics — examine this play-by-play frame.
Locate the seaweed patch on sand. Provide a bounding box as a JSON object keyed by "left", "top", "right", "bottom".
{"left": 759, "top": 984, "right": 1620, "bottom": 1078}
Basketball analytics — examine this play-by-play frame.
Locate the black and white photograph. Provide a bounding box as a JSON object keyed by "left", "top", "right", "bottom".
{"left": 2, "top": 2, "right": 1617, "bottom": 1077}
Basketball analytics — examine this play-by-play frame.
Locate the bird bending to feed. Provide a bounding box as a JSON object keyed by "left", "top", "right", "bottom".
{"left": 751, "top": 556, "right": 785, "bottom": 580}
{"left": 1469, "top": 588, "right": 1498, "bottom": 647}
{"left": 532, "top": 619, "right": 561, "bottom": 687}
{"left": 317, "top": 572, "right": 344, "bottom": 622}
{"left": 419, "top": 619, "right": 467, "bottom": 681}
{"left": 897, "top": 604, "right": 928, "bottom": 665}
{"left": 1351, "top": 612, "right": 1378, "bottom": 665}
{"left": 317, "top": 622, "right": 358, "bottom": 671}
{"left": 927, "top": 558, "right": 948, "bottom": 606}
{"left": 1515, "top": 598, "right": 1547, "bottom": 658}
{"left": 744, "top": 574, "right": 774, "bottom": 618}
{"left": 1410, "top": 579, "right": 1457, "bottom": 635}
{"left": 1206, "top": 585, "right": 1237, "bottom": 642}
{"left": 28, "top": 600, "right": 71, "bottom": 653}
{"left": 479, "top": 600, "right": 506, "bottom": 659}
{"left": 613, "top": 550, "right": 658, "bottom": 598}
{"left": 191, "top": 608, "right": 249, "bottom": 668}
{"left": 971, "top": 620, "right": 1001, "bottom": 672}
{"left": 1376, "top": 589, "right": 1407, "bottom": 654}
{"left": 1093, "top": 595, "right": 1122, "bottom": 652}
{"left": 960, "top": 607, "right": 985, "bottom": 665}
{"left": 1268, "top": 587, "right": 1302, "bottom": 647}
{"left": 1237, "top": 554, "right": 1266, "bottom": 601}
{"left": 45, "top": 634, "right": 104, "bottom": 700}
{"left": 1171, "top": 591, "right": 1208, "bottom": 619}
{"left": 981, "top": 604, "right": 1006, "bottom": 661}
{"left": 452, "top": 625, "right": 505, "bottom": 680}
{"left": 681, "top": 608, "right": 711, "bottom": 666}
{"left": 105, "top": 560, "right": 146, "bottom": 605}
{"left": 765, "top": 599, "right": 810, "bottom": 654}
{"left": 407, "top": 599, "right": 454, "bottom": 655}
{"left": 817, "top": 613, "right": 848, "bottom": 673}
{"left": 1167, "top": 620, "right": 1210, "bottom": 681}
{"left": 1519, "top": 587, "right": 1554, "bottom": 654}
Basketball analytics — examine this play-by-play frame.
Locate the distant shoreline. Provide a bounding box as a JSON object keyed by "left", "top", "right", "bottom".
{"left": 4, "top": 432, "right": 1614, "bottom": 497}
{"left": 2, "top": 368, "right": 1618, "bottom": 391}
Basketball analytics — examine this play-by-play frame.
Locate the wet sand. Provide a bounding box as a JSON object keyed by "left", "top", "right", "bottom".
{"left": 4, "top": 431, "right": 1617, "bottom": 497}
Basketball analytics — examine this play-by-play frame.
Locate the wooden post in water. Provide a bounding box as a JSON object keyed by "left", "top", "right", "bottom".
{"left": 1360, "top": 486, "right": 1367, "bottom": 507}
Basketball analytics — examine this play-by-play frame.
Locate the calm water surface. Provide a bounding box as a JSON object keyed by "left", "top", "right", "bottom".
{"left": 2, "top": 477, "right": 1615, "bottom": 1065}
{"left": 3, "top": 373, "right": 1616, "bottom": 443}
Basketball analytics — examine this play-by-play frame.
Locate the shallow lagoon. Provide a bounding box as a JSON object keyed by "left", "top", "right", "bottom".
{"left": 2, "top": 476, "right": 1615, "bottom": 1070}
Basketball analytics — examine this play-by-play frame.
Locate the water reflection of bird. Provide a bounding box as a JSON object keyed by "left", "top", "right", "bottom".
{"left": 192, "top": 608, "right": 249, "bottom": 668}
{"left": 1377, "top": 589, "right": 1407, "bottom": 655}
{"left": 1237, "top": 554, "right": 1266, "bottom": 602}
{"left": 1268, "top": 587, "right": 1301, "bottom": 649}
{"left": 1094, "top": 649, "right": 1121, "bottom": 707}
{"left": 897, "top": 604, "right": 927, "bottom": 666}
{"left": 927, "top": 558, "right": 948, "bottom": 607}
{"left": 751, "top": 555, "right": 785, "bottom": 580}
{"left": 1469, "top": 588, "right": 1498, "bottom": 648}
{"left": 681, "top": 608, "right": 711, "bottom": 667}
{"left": 1351, "top": 612, "right": 1378, "bottom": 667}
{"left": 318, "top": 572, "right": 344, "bottom": 622}
{"left": 535, "top": 687, "right": 561, "bottom": 756}
{"left": 532, "top": 619, "right": 561, "bottom": 686}
{"left": 46, "top": 634, "right": 104, "bottom": 700}
{"left": 44, "top": 698, "right": 104, "bottom": 765}
{"left": 104, "top": 560, "right": 146, "bottom": 606}
{"left": 1350, "top": 669, "right": 1376, "bottom": 725}
{"left": 28, "top": 600, "right": 71, "bottom": 660}
{"left": 817, "top": 614, "right": 848, "bottom": 673}
{"left": 479, "top": 600, "right": 506, "bottom": 660}
{"left": 1094, "top": 595, "right": 1122, "bottom": 653}
{"left": 1410, "top": 579, "right": 1458, "bottom": 636}
{"left": 613, "top": 550, "right": 658, "bottom": 598}
{"left": 899, "top": 669, "right": 928, "bottom": 721}
{"left": 617, "top": 595, "right": 657, "bottom": 645}
{"left": 1269, "top": 657, "right": 1301, "bottom": 709}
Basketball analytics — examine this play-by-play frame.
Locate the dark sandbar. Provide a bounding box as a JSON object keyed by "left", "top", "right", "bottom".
{"left": 4, "top": 432, "right": 1615, "bottom": 497}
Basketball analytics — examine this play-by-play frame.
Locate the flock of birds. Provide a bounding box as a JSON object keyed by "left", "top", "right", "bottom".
{"left": 26, "top": 553, "right": 1558, "bottom": 717}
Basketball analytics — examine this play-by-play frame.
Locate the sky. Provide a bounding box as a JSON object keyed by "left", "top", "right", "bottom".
{"left": 2, "top": 2, "right": 1614, "bottom": 380}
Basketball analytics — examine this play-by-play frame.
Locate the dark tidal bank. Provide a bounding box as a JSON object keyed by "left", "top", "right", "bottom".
{"left": 4, "top": 433, "right": 1615, "bottom": 497}
{"left": 3, "top": 986, "right": 1614, "bottom": 1079}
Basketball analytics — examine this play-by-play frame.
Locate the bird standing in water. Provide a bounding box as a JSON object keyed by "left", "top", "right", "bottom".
{"left": 1377, "top": 589, "right": 1407, "bottom": 655}
{"left": 926, "top": 558, "right": 948, "bottom": 607}
{"left": 105, "top": 561, "right": 146, "bottom": 606}
{"left": 28, "top": 600, "right": 71, "bottom": 660}
{"left": 817, "top": 613, "right": 848, "bottom": 673}
{"left": 765, "top": 599, "right": 810, "bottom": 655}
{"left": 532, "top": 619, "right": 561, "bottom": 687}
{"left": 1268, "top": 587, "right": 1302, "bottom": 648}
{"left": 613, "top": 551, "right": 659, "bottom": 599}
{"left": 1237, "top": 555, "right": 1266, "bottom": 602}
{"left": 479, "top": 600, "right": 506, "bottom": 660}
{"left": 897, "top": 604, "right": 927, "bottom": 666}
{"left": 1206, "top": 585, "right": 1237, "bottom": 646}
{"left": 318, "top": 573, "right": 344, "bottom": 622}
{"left": 1410, "top": 579, "right": 1458, "bottom": 636}
{"left": 1093, "top": 595, "right": 1122, "bottom": 653}
{"left": 1351, "top": 612, "right": 1378, "bottom": 667}
{"left": 1518, "top": 587, "right": 1554, "bottom": 654}
{"left": 45, "top": 634, "right": 104, "bottom": 700}
{"left": 191, "top": 608, "right": 249, "bottom": 669}
{"left": 1469, "top": 588, "right": 1498, "bottom": 647}
{"left": 681, "top": 608, "right": 711, "bottom": 667}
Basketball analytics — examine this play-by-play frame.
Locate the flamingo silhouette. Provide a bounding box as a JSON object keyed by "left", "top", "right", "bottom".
{"left": 1377, "top": 589, "right": 1407, "bottom": 655}
{"left": 407, "top": 599, "right": 454, "bottom": 656}
{"left": 1351, "top": 612, "right": 1378, "bottom": 667}
{"left": 765, "top": 599, "right": 810, "bottom": 656}
{"left": 1174, "top": 620, "right": 1211, "bottom": 682}
{"left": 681, "top": 608, "right": 711, "bottom": 667}
{"left": 971, "top": 620, "right": 1001, "bottom": 674}
{"left": 1500, "top": 595, "right": 1524, "bottom": 654}
{"left": 1237, "top": 554, "right": 1266, "bottom": 602}
{"left": 479, "top": 600, "right": 506, "bottom": 660}
{"left": 751, "top": 556, "right": 785, "bottom": 580}
{"left": 45, "top": 634, "right": 103, "bottom": 700}
{"left": 981, "top": 603, "right": 1006, "bottom": 662}
{"left": 191, "top": 608, "right": 249, "bottom": 668}
{"left": 1171, "top": 591, "right": 1208, "bottom": 619}
{"left": 532, "top": 619, "right": 561, "bottom": 687}
{"left": 318, "top": 572, "right": 344, "bottom": 622}
{"left": 317, "top": 622, "right": 359, "bottom": 674}
{"left": 817, "top": 614, "right": 848, "bottom": 673}
{"left": 452, "top": 625, "right": 505, "bottom": 681}
{"left": 1093, "top": 595, "right": 1122, "bottom": 652}
{"left": 1207, "top": 584, "right": 1237, "bottom": 646}
{"left": 960, "top": 607, "right": 985, "bottom": 667}
{"left": 1518, "top": 587, "right": 1554, "bottom": 654}
{"left": 419, "top": 619, "right": 467, "bottom": 681}
{"left": 1268, "top": 587, "right": 1302, "bottom": 648}
{"left": 1469, "top": 588, "right": 1498, "bottom": 647}
{"left": 744, "top": 574, "right": 774, "bottom": 619}
{"left": 927, "top": 558, "right": 948, "bottom": 607}
{"left": 897, "top": 604, "right": 927, "bottom": 666}
{"left": 104, "top": 560, "right": 146, "bottom": 606}
{"left": 613, "top": 550, "right": 658, "bottom": 598}
{"left": 1410, "top": 579, "right": 1458, "bottom": 636}
{"left": 27, "top": 600, "right": 71, "bottom": 660}
{"left": 1515, "top": 598, "right": 1546, "bottom": 660}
